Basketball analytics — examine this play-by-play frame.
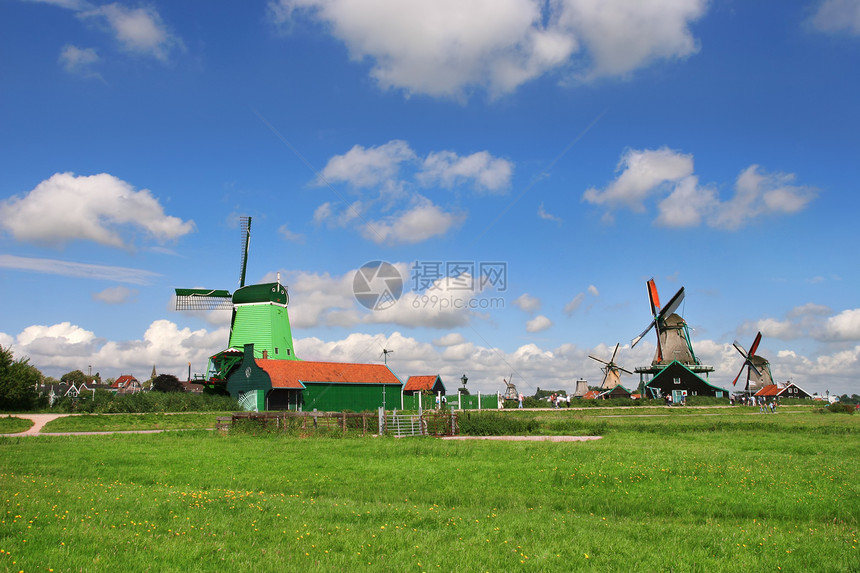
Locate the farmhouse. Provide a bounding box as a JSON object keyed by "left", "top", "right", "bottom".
{"left": 643, "top": 361, "right": 729, "bottom": 401}
{"left": 226, "top": 344, "right": 403, "bottom": 412}
{"left": 111, "top": 375, "right": 142, "bottom": 394}
{"left": 755, "top": 382, "right": 812, "bottom": 400}
{"left": 403, "top": 375, "right": 446, "bottom": 396}
{"left": 601, "top": 385, "right": 633, "bottom": 400}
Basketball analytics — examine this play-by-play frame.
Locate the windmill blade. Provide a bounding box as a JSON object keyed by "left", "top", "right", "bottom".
{"left": 732, "top": 340, "right": 749, "bottom": 360}
{"left": 647, "top": 278, "right": 661, "bottom": 316}
{"left": 618, "top": 366, "right": 633, "bottom": 375}
{"left": 631, "top": 319, "right": 656, "bottom": 347}
{"left": 610, "top": 343, "right": 620, "bottom": 364}
{"left": 238, "top": 216, "right": 252, "bottom": 289}
{"left": 731, "top": 361, "right": 747, "bottom": 387}
{"left": 589, "top": 354, "right": 611, "bottom": 366}
{"left": 658, "top": 287, "right": 685, "bottom": 319}
{"left": 748, "top": 331, "right": 763, "bottom": 357}
{"left": 175, "top": 288, "right": 233, "bottom": 310}
{"left": 747, "top": 361, "right": 762, "bottom": 378}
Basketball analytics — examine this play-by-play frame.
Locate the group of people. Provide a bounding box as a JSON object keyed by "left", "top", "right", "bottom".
{"left": 730, "top": 394, "right": 777, "bottom": 412}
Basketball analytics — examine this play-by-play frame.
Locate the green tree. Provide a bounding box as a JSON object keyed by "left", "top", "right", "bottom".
{"left": 152, "top": 374, "right": 184, "bottom": 393}
{"left": 61, "top": 369, "right": 88, "bottom": 386}
{"left": 0, "top": 345, "right": 42, "bottom": 411}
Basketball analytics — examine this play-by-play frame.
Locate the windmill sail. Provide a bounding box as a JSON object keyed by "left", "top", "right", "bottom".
{"left": 175, "top": 289, "right": 233, "bottom": 310}
{"left": 732, "top": 332, "right": 772, "bottom": 393}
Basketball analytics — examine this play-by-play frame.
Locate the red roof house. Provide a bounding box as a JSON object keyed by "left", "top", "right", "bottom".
{"left": 403, "top": 375, "right": 446, "bottom": 396}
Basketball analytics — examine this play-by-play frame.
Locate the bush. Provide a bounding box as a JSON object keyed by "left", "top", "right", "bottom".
{"left": 54, "top": 391, "right": 239, "bottom": 413}
{"left": 818, "top": 403, "right": 855, "bottom": 415}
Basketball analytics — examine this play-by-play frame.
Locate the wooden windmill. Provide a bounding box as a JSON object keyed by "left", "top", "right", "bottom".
{"left": 502, "top": 374, "right": 518, "bottom": 400}
{"left": 631, "top": 278, "right": 699, "bottom": 366}
{"left": 174, "top": 216, "right": 298, "bottom": 383}
{"left": 589, "top": 343, "right": 632, "bottom": 389}
{"left": 732, "top": 331, "right": 773, "bottom": 395}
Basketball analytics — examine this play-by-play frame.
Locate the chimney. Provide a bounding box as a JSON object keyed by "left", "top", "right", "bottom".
{"left": 262, "top": 349, "right": 268, "bottom": 359}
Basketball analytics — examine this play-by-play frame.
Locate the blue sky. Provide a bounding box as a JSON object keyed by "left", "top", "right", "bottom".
{"left": 1, "top": 0, "right": 859, "bottom": 397}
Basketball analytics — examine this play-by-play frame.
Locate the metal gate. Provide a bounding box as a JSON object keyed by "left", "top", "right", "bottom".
{"left": 386, "top": 409, "right": 458, "bottom": 437}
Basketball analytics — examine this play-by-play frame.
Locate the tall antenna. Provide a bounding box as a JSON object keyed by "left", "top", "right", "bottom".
{"left": 239, "top": 216, "right": 252, "bottom": 288}
{"left": 381, "top": 348, "right": 394, "bottom": 365}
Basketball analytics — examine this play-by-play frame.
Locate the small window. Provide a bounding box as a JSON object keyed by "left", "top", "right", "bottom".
{"left": 286, "top": 349, "right": 291, "bottom": 356}
{"left": 274, "top": 347, "right": 279, "bottom": 355}
{"left": 674, "top": 377, "right": 681, "bottom": 385}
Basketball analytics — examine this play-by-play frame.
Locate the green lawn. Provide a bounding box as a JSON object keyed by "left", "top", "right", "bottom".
{"left": 0, "top": 416, "right": 32, "bottom": 434}
{"left": 40, "top": 412, "right": 230, "bottom": 433}
{"left": 0, "top": 410, "right": 857, "bottom": 572}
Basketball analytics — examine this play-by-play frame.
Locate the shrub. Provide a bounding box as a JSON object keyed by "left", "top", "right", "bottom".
{"left": 818, "top": 403, "right": 855, "bottom": 415}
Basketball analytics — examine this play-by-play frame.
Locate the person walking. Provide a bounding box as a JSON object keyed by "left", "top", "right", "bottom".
{"left": 518, "top": 392, "right": 524, "bottom": 408}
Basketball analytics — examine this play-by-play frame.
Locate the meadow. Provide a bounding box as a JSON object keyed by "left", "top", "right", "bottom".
{"left": 0, "top": 409, "right": 857, "bottom": 572}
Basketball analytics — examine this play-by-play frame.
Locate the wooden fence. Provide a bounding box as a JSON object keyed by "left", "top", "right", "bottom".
{"left": 224, "top": 409, "right": 458, "bottom": 437}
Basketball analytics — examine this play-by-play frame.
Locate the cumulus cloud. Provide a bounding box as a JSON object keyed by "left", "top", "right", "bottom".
{"left": 312, "top": 140, "right": 509, "bottom": 244}
{"left": 92, "top": 285, "right": 137, "bottom": 304}
{"left": 823, "top": 309, "right": 860, "bottom": 340}
{"left": 526, "top": 314, "right": 553, "bottom": 333}
{"left": 513, "top": 293, "right": 541, "bottom": 313}
{"left": 270, "top": 0, "right": 708, "bottom": 98}
{"left": 79, "top": 3, "right": 182, "bottom": 61}
{"left": 278, "top": 224, "right": 304, "bottom": 243}
{"left": 417, "top": 151, "right": 513, "bottom": 193}
{"left": 0, "top": 172, "right": 195, "bottom": 248}
{"left": 583, "top": 149, "right": 817, "bottom": 229}
{"left": 59, "top": 44, "right": 102, "bottom": 78}
{"left": 362, "top": 198, "right": 465, "bottom": 245}
{"left": 809, "top": 0, "right": 860, "bottom": 35}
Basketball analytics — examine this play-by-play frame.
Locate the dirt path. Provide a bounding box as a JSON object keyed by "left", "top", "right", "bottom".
{"left": 1, "top": 413, "right": 68, "bottom": 436}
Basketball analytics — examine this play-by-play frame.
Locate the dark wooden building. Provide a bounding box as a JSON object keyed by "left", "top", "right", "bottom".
{"left": 644, "top": 361, "right": 729, "bottom": 401}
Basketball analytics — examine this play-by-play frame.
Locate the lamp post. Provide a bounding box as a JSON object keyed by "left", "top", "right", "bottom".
{"left": 460, "top": 374, "right": 468, "bottom": 390}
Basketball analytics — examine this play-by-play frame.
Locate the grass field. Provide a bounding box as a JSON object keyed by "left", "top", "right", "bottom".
{"left": 0, "top": 410, "right": 857, "bottom": 572}
{"left": 0, "top": 416, "right": 32, "bottom": 434}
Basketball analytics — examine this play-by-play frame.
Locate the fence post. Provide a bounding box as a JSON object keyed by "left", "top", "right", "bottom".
{"left": 378, "top": 407, "right": 384, "bottom": 435}
{"left": 478, "top": 391, "right": 481, "bottom": 411}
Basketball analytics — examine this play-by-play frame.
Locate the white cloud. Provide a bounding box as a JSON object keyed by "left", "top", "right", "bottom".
{"left": 583, "top": 147, "right": 694, "bottom": 211}
{"left": 0, "top": 254, "right": 160, "bottom": 285}
{"left": 270, "top": 0, "right": 707, "bottom": 98}
{"left": 417, "top": 150, "right": 513, "bottom": 193}
{"left": 59, "top": 44, "right": 102, "bottom": 78}
{"left": 0, "top": 173, "right": 194, "bottom": 248}
{"left": 587, "top": 285, "right": 599, "bottom": 296}
{"left": 79, "top": 3, "right": 181, "bottom": 61}
{"left": 362, "top": 198, "right": 464, "bottom": 245}
{"left": 433, "top": 333, "right": 466, "bottom": 346}
{"left": 712, "top": 166, "right": 818, "bottom": 230}
{"left": 537, "top": 203, "right": 562, "bottom": 224}
{"left": 564, "top": 292, "right": 585, "bottom": 315}
{"left": 513, "top": 293, "right": 541, "bottom": 313}
{"left": 92, "top": 285, "right": 137, "bottom": 304}
{"left": 526, "top": 314, "right": 553, "bottom": 333}
{"left": 317, "top": 140, "right": 415, "bottom": 188}
{"left": 824, "top": 309, "right": 860, "bottom": 340}
{"left": 278, "top": 224, "right": 304, "bottom": 243}
{"left": 584, "top": 150, "right": 817, "bottom": 229}
{"left": 809, "top": 0, "right": 860, "bottom": 35}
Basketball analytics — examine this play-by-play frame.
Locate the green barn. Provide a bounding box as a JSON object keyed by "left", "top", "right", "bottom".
{"left": 226, "top": 344, "right": 403, "bottom": 412}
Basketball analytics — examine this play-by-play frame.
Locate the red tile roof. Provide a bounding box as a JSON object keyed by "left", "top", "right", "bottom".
{"left": 255, "top": 360, "right": 402, "bottom": 389}
{"left": 111, "top": 375, "right": 138, "bottom": 388}
{"left": 404, "top": 375, "right": 439, "bottom": 392}
{"left": 583, "top": 390, "right": 601, "bottom": 400}
{"left": 756, "top": 384, "right": 781, "bottom": 396}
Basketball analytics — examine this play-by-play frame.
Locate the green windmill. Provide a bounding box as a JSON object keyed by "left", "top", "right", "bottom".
{"left": 175, "top": 216, "right": 299, "bottom": 385}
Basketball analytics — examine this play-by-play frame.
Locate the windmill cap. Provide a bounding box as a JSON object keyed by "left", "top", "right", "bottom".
{"left": 233, "top": 282, "right": 289, "bottom": 306}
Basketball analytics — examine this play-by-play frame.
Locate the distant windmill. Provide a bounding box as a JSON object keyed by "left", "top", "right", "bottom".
{"left": 732, "top": 332, "right": 773, "bottom": 395}
{"left": 631, "top": 278, "right": 699, "bottom": 366}
{"left": 174, "top": 216, "right": 298, "bottom": 383}
{"left": 589, "top": 343, "right": 632, "bottom": 389}
{"left": 502, "top": 374, "right": 518, "bottom": 400}
{"left": 380, "top": 348, "right": 394, "bottom": 365}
